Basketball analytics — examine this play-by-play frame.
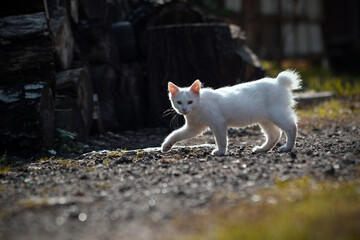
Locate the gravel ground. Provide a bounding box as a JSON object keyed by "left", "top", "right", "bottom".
{"left": 0, "top": 116, "right": 359, "bottom": 240}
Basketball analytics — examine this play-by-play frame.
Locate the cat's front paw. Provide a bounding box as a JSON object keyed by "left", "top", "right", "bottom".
{"left": 211, "top": 149, "right": 225, "bottom": 156}
{"left": 161, "top": 141, "right": 174, "bottom": 152}
{"left": 252, "top": 146, "right": 266, "bottom": 153}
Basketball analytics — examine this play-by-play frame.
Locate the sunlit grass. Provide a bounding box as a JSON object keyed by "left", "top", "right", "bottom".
{"left": 262, "top": 60, "right": 360, "bottom": 97}
{"left": 106, "top": 150, "right": 124, "bottom": 158}
{"left": 37, "top": 156, "right": 55, "bottom": 162}
{"left": 0, "top": 152, "right": 10, "bottom": 174}
{"left": 135, "top": 151, "right": 145, "bottom": 162}
{"left": 0, "top": 165, "right": 10, "bottom": 175}
{"left": 174, "top": 178, "right": 360, "bottom": 240}
{"left": 305, "top": 76, "right": 360, "bottom": 97}
{"left": 297, "top": 98, "right": 360, "bottom": 120}
{"left": 84, "top": 167, "right": 95, "bottom": 172}
{"left": 37, "top": 156, "right": 79, "bottom": 168}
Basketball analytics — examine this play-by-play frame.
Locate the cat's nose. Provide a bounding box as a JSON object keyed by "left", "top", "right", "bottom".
{"left": 182, "top": 108, "right": 187, "bottom": 113}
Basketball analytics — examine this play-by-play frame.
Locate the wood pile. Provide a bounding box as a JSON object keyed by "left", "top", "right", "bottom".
{"left": 0, "top": 12, "right": 55, "bottom": 148}
{"left": 0, "top": 1, "right": 265, "bottom": 149}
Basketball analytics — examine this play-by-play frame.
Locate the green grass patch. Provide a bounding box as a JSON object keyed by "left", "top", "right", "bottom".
{"left": 262, "top": 61, "right": 360, "bottom": 97}
{"left": 59, "top": 159, "right": 79, "bottom": 168}
{"left": 175, "top": 178, "right": 360, "bottom": 240}
{"left": 0, "top": 152, "right": 11, "bottom": 174}
{"left": 106, "top": 150, "right": 124, "bottom": 158}
{"left": 135, "top": 151, "right": 145, "bottom": 162}
{"left": 0, "top": 165, "right": 10, "bottom": 175}
{"left": 297, "top": 98, "right": 360, "bottom": 120}
{"left": 37, "top": 156, "right": 55, "bottom": 162}
{"left": 95, "top": 183, "right": 109, "bottom": 189}
{"left": 37, "top": 156, "right": 79, "bottom": 168}
{"left": 84, "top": 167, "right": 95, "bottom": 172}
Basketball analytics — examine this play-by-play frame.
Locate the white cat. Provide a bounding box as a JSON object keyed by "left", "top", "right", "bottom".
{"left": 161, "top": 70, "right": 301, "bottom": 155}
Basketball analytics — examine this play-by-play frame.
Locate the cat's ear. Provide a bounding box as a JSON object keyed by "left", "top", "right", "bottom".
{"left": 190, "top": 79, "right": 201, "bottom": 96}
{"left": 168, "top": 82, "right": 179, "bottom": 96}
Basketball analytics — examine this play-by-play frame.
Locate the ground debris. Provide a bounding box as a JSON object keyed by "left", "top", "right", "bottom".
{"left": 0, "top": 119, "right": 359, "bottom": 240}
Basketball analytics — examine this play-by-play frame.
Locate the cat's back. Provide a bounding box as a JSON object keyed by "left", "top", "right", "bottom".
{"left": 199, "top": 78, "right": 277, "bottom": 103}
{"left": 214, "top": 78, "right": 273, "bottom": 96}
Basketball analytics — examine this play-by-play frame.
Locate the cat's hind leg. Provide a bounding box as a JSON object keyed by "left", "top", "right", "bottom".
{"left": 278, "top": 122, "right": 297, "bottom": 152}
{"left": 270, "top": 113, "right": 298, "bottom": 152}
{"left": 252, "top": 121, "right": 281, "bottom": 153}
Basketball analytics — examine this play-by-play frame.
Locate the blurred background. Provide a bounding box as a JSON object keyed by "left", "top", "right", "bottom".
{"left": 0, "top": 0, "right": 359, "bottom": 151}
{"left": 190, "top": 0, "right": 360, "bottom": 73}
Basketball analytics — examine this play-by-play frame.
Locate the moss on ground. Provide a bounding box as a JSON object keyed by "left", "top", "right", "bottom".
{"left": 174, "top": 178, "right": 360, "bottom": 240}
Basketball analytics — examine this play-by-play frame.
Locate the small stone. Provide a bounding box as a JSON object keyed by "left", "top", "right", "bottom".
{"left": 119, "top": 185, "right": 132, "bottom": 193}
{"left": 48, "top": 149, "right": 57, "bottom": 155}
{"left": 78, "top": 213, "right": 87, "bottom": 222}
{"left": 251, "top": 194, "right": 261, "bottom": 202}
{"left": 114, "top": 156, "right": 132, "bottom": 165}
{"left": 79, "top": 174, "right": 89, "bottom": 180}
{"left": 95, "top": 159, "right": 103, "bottom": 164}
{"left": 148, "top": 198, "right": 156, "bottom": 207}
{"left": 324, "top": 166, "right": 335, "bottom": 177}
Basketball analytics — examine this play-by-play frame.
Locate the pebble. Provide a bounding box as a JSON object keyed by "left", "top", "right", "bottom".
{"left": 1, "top": 126, "right": 359, "bottom": 240}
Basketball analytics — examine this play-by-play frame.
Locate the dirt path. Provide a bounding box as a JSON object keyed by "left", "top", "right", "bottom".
{"left": 0, "top": 117, "right": 359, "bottom": 240}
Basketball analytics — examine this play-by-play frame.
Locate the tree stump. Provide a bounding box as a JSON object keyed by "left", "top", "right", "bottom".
{"left": 0, "top": 12, "right": 56, "bottom": 88}
{"left": 55, "top": 67, "right": 93, "bottom": 141}
{"left": 147, "top": 23, "right": 243, "bottom": 127}
{"left": 48, "top": 6, "right": 74, "bottom": 70}
{"left": 0, "top": 12, "right": 56, "bottom": 148}
{"left": 0, "top": 83, "right": 55, "bottom": 149}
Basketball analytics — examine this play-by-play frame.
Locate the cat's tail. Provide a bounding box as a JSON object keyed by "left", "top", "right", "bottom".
{"left": 276, "top": 69, "right": 301, "bottom": 90}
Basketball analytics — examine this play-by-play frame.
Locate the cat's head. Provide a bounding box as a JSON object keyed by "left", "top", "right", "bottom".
{"left": 168, "top": 80, "right": 201, "bottom": 115}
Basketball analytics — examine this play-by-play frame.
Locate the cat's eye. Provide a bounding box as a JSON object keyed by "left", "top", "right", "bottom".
{"left": 188, "top": 101, "right": 193, "bottom": 104}
{"left": 177, "top": 101, "right": 182, "bottom": 105}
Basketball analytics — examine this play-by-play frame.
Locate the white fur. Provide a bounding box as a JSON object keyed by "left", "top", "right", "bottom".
{"left": 161, "top": 70, "right": 302, "bottom": 155}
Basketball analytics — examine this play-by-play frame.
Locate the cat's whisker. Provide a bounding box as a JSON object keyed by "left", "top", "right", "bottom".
{"left": 162, "top": 108, "right": 175, "bottom": 117}
{"left": 170, "top": 114, "right": 176, "bottom": 129}
{"left": 170, "top": 114, "right": 181, "bottom": 129}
